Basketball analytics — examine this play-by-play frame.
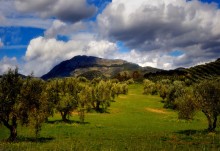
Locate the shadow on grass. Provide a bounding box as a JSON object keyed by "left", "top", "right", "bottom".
{"left": 46, "top": 119, "right": 90, "bottom": 125}
{"left": 175, "top": 129, "right": 220, "bottom": 136}
{"left": 18, "top": 136, "right": 55, "bottom": 143}
{"left": 1, "top": 137, "right": 55, "bottom": 143}
{"left": 160, "top": 129, "right": 220, "bottom": 145}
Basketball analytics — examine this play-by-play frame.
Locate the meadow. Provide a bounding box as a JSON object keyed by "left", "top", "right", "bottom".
{"left": 1, "top": 84, "right": 220, "bottom": 151}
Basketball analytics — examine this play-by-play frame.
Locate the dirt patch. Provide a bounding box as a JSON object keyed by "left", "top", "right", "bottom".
{"left": 145, "top": 107, "right": 169, "bottom": 114}
{"left": 119, "top": 96, "right": 127, "bottom": 99}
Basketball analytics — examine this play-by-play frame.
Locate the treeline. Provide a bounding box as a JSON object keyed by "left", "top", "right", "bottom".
{"left": 0, "top": 69, "right": 129, "bottom": 142}
{"left": 144, "top": 58, "right": 220, "bottom": 83}
{"left": 143, "top": 78, "right": 220, "bottom": 132}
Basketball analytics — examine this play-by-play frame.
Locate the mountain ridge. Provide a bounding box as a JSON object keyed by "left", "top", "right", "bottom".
{"left": 41, "top": 55, "right": 220, "bottom": 81}
{"left": 41, "top": 55, "right": 161, "bottom": 80}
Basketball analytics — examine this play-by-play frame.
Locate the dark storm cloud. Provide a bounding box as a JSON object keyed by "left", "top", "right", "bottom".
{"left": 15, "top": 0, "right": 97, "bottom": 23}
{"left": 201, "top": 39, "right": 220, "bottom": 50}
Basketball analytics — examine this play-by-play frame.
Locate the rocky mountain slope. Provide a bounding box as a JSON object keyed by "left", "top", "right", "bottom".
{"left": 41, "top": 55, "right": 162, "bottom": 80}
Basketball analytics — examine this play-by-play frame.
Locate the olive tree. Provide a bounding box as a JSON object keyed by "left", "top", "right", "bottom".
{"left": 19, "top": 77, "right": 50, "bottom": 137}
{"left": 164, "top": 80, "right": 185, "bottom": 109}
{"left": 176, "top": 88, "right": 197, "bottom": 120}
{"left": 194, "top": 80, "right": 220, "bottom": 131}
{"left": 143, "top": 79, "right": 157, "bottom": 95}
{"left": 92, "top": 80, "right": 113, "bottom": 112}
{"left": 0, "top": 69, "right": 49, "bottom": 141}
{"left": 0, "top": 68, "right": 23, "bottom": 141}
{"left": 177, "top": 80, "right": 220, "bottom": 132}
{"left": 47, "top": 78, "right": 79, "bottom": 122}
{"left": 156, "top": 79, "right": 171, "bottom": 101}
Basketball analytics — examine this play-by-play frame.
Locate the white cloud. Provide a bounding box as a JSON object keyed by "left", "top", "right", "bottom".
{"left": 112, "top": 46, "right": 217, "bottom": 70}
{"left": 44, "top": 20, "right": 88, "bottom": 38}
{"left": 0, "top": 56, "right": 18, "bottom": 75}
{"left": 1, "top": 18, "right": 53, "bottom": 29}
{"left": 95, "top": 0, "right": 220, "bottom": 69}
{"left": 112, "top": 49, "right": 170, "bottom": 69}
{"left": 0, "top": 0, "right": 53, "bottom": 29}
{"left": 0, "top": 0, "right": 95, "bottom": 29}
{"left": 23, "top": 35, "right": 117, "bottom": 76}
{"left": 15, "top": 0, "right": 97, "bottom": 23}
{"left": 44, "top": 20, "right": 67, "bottom": 38}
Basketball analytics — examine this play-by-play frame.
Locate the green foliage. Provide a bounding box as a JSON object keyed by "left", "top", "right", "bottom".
{"left": 176, "top": 79, "right": 220, "bottom": 131}
{"left": 0, "top": 68, "right": 23, "bottom": 141}
{"left": 193, "top": 80, "right": 220, "bottom": 131}
{"left": 156, "top": 79, "right": 171, "bottom": 100}
{"left": 143, "top": 79, "right": 157, "bottom": 95}
{"left": 19, "top": 77, "right": 50, "bottom": 138}
{"left": 77, "top": 85, "right": 92, "bottom": 123}
{"left": 1, "top": 84, "right": 220, "bottom": 150}
{"left": 0, "top": 69, "right": 50, "bottom": 141}
{"left": 45, "top": 78, "right": 128, "bottom": 120}
{"left": 176, "top": 88, "right": 197, "bottom": 120}
{"left": 125, "top": 78, "right": 135, "bottom": 85}
{"left": 46, "top": 78, "right": 79, "bottom": 122}
{"left": 92, "top": 80, "right": 113, "bottom": 112}
{"left": 165, "top": 81, "right": 186, "bottom": 109}
{"left": 116, "top": 71, "right": 131, "bottom": 81}
{"left": 78, "top": 70, "right": 106, "bottom": 80}
{"left": 144, "top": 58, "right": 220, "bottom": 83}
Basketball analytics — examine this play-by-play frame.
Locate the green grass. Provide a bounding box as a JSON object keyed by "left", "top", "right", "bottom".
{"left": 1, "top": 84, "right": 220, "bottom": 150}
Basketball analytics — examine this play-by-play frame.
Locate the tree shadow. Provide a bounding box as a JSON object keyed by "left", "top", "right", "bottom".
{"left": 1, "top": 136, "right": 55, "bottom": 143}
{"left": 175, "top": 129, "right": 219, "bottom": 136}
{"left": 18, "top": 136, "right": 55, "bottom": 143}
{"left": 175, "top": 129, "right": 203, "bottom": 136}
{"left": 46, "top": 119, "right": 90, "bottom": 125}
{"left": 160, "top": 129, "right": 220, "bottom": 144}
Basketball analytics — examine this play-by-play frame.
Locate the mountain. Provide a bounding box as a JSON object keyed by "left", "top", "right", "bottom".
{"left": 144, "top": 58, "right": 220, "bottom": 82}
{"left": 41, "top": 55, "right": 162, "bottom": 80}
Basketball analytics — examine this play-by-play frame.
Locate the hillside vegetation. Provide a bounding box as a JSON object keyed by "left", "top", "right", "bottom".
{"left": 144, "top": 58, "right": 220, "bottom": 82}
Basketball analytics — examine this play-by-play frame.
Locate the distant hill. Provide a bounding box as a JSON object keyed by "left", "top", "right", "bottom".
{"left": 144, "top": 58, "right": 220, "bottom": 82}
{"left": 41, "top": 55, "right": 163, "bottom": 80}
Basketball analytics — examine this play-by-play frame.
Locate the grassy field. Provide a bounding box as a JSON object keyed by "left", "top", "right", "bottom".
{"left": 1, "top": 84, "right": 220, "bottom": 150}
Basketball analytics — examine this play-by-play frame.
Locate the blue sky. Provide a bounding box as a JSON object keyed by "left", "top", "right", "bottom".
{"left": 0, "top": 0, "right": 220, "bottom": 76}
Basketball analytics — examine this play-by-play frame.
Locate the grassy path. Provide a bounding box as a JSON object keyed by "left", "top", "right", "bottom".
{"left": 0, "top": 84, "right": 220, "bottom": 150}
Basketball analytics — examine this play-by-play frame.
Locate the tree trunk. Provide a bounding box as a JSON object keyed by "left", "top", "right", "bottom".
{"left": 61, "top": 111, "right": 68, "bottom": 122}
{"left": 96, "top": 102, "right": 100, "bottom": 111}
{"left": 202, "top": 110, "right": 213, "bottom": 131}
{"left": 2, "top": 116, "right": 18, "bottom": 142}
{"left": 9, "top": 125, "right": 17, "bottom": 142}
{"left": 212, "top": 115, "right": 218, "bottom": 131}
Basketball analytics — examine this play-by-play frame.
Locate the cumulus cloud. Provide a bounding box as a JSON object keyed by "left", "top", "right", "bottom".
{"left": 0, "top": 0, "right": 53, "bottom": 29}
{"left": 15, "top": 0, "right": 97, "bottom": 23}
{"left": 97, "top": 0, "right": 220, "bottom": 67}
{"left": 44, "top": 20, "right": 88, "bottom": 38}
{"left": 23, "top": 35, "right": 117, "bottom": 76}
{"left": 0, "top": 56, "right": 18, "bottom": 75}
{"left": 1, "top": 18, "right": 53, "bottom": 29}
{"left": 113, "top": 49, "right": 178, "bottom": 69}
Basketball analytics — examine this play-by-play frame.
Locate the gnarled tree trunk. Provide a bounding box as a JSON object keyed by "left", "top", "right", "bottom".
{"left": 202, "top": 110, "right": 218, "bottom": 132}
{"left": 2, "top": 116, "right": 17, "bottom": 142}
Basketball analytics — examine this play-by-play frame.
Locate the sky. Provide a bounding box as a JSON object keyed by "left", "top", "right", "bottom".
{"left": 0, "top": 0, "right": 220, "bottom": 76}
